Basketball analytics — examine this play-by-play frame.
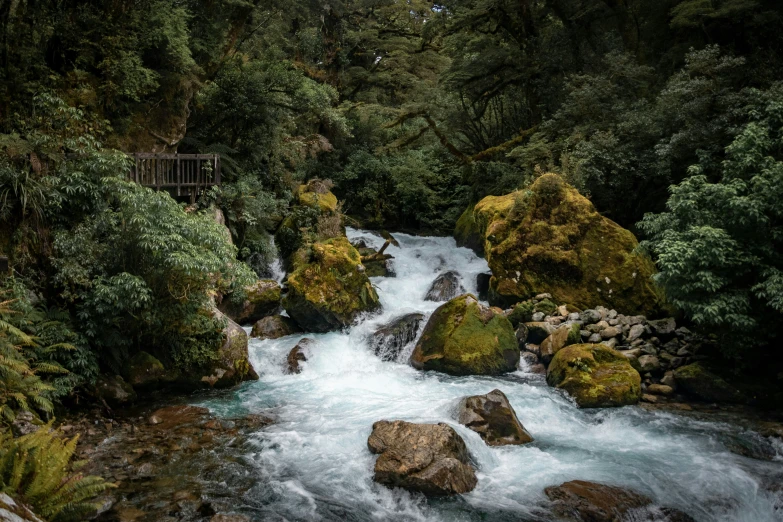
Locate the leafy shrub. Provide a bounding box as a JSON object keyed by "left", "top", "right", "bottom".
{"left": 640, "top": 85, "right": 783, "bottom": 356}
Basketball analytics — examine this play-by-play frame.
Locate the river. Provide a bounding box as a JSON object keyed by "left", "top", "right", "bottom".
{"left": 196, "top": 229, "right": 783, "bottom": 521}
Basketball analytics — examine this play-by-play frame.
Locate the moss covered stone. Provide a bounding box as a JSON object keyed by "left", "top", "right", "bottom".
{"left": 126, "top": 351, "right": 166, "bottom": 389}
{"left": 673, "top": 363, "right": 745, "bottom": 403}
{"left": 546, "top": 343, "right": 641, "bottom": 408}
{"left": 297, "top": 184, "right": 338, "bottom": 213}
{"left": 456, "top": 174, "right": 665, "bottom": 316}
{"left": 539, "top": 323, "right": 582, "bottom": 364}
{"left": 283, "top": 236, "right": 381, "bottom": 332}
{"left": 219, "top": 279, "right": 282, "bottom": 325}
{"left": 411, "top": 294, "right": 519, "bottom": 375}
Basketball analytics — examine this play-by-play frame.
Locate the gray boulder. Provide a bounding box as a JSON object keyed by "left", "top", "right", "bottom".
{"left": 370, "top": 313, "right": 425, "bottom": 361}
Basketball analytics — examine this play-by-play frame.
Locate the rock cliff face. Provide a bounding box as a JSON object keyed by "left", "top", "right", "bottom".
{"left": 455, "top": 174, "right": 665, "bottom": 316}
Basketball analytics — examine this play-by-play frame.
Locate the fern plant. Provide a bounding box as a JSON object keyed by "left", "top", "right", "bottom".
{"left": 0, "top": 424, "right": 115, "bottom": 521}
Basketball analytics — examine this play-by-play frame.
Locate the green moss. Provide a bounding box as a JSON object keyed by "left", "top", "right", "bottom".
{"left": 546, "top": 343, "right": 641, "bottom": 408}
{"left": 454, "top": 204, "right": 484, "bottom": 255}
{"left": 283, "top": 237, "right": 381, "bottom": 332}
{"left": 507, "top": 300, "right": 535, "bottom": 327}
{"left": 298, "top": 185, "right": 338, "bottom": 213}
{"left": 467, "top": 174, "right": 667, "bottom": 315}
{"left": 411, "top": 294, "right": 519, "bottom": 375}
{"left": 673, "top": 363, "right": 745, "bottom": 403}
{"left": 126, "top": 351, "right": 166, "bottom": 388}
{"left": 534, "top": 299, "right": 557, "bottom": 316}
{"left": 566, "top": 323, "right": 582, "bottom": 345}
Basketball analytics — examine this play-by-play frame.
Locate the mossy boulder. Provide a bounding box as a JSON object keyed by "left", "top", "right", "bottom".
{"left": 297, "top": 182, "right": 338, "bottom": 213}
{"left": 673, "top": 363, "right": 745, "bottom": 403}
{"left": 410, "top": 294, "right": 519, "bottom": 375}
{"left": 283, "top": 237, "right": 381, "bottom": 332}
{"left": 547, "top": 343, "right": 641, "bottom": 408}
{"left": 455, "top": 174, "right": 665, "bottom": 315}
{"left": 126, "top": 351, "right": 167, "bottom": 389}
{"left": 218, "top": 279, "right": 282, "bottom": 325}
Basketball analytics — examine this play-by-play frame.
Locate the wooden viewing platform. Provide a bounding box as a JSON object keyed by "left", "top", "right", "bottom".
{"left": 130, "top": 153, "right": 221, "bottom": 198}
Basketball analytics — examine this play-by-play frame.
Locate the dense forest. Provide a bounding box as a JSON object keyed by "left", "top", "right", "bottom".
{"left": 0, "top": 1, "right": 782, "bottom": 520}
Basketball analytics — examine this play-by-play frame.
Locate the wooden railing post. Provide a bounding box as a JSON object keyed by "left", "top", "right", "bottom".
{"left": 176, "top": 153, "right": 181, "bottom": 197}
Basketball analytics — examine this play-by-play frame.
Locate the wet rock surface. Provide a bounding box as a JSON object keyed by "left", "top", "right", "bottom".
{"left": 367, "top": 420, "right": 477, "bottom": 496}
{"left": 369, "top": 313, "right": 424, "bottom": 361}
{"left": 286, "top": 338, "right": 316, "bottom": 374}
{"left": 250, "top": 314, "right": 302, "bottom": 339}
{"left": 457, "top": 389, "right": 533, "bottom": 446}
{"left": 545, "top": 480, "right": 695, "bottom": 522}
{"left": 61, "top": 401, "right": 275, "bottom": 522}
{"left": 424, "top": 270, "right": 466, "bottom": 301}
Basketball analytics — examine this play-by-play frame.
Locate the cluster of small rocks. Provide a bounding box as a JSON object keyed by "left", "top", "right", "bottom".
{"left": 511, "top": 295, "right": 709, "bottom": 403}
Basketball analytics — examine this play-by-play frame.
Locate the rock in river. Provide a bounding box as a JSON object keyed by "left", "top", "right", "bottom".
{"left": 251, "top": 315, "right": 302, "bottom": 339}
{"left": 411, "top": 294, "right": 519, "bottom": 375}
{"left": 287, "top": 338, "right": 316, "bottom": 374}
{"left": 283, "top": 237, "right": 381, "bottom": 332}
{"left": 424, "top": 270, "right": 466, "bottom": 301}
{"left": 367, "top": 420, "right": 477, "bottom": 496}
{"left": 545, "top": 480, "right": 695, "bottom": 522}
{"left": 369, "top": 313, "right": 425, "bottom": 361}
{"left": 547, "top": 343, "right": 641, "bottom": 408}
{"left": 457, "top": 389, "right": 533, "bottom": 446}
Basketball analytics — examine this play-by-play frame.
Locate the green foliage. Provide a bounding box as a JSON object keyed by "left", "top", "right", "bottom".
{"left": 640, "top": 85, "right": 783, "bottom": 355}
{"left": 52, "top": 177, "right": 255, "bottom": 372}
{"left": 0, "top": 424, "right": 115, "bottom": 521}
{"left": 0, "top": 279, "right": 90, "bottom": 422}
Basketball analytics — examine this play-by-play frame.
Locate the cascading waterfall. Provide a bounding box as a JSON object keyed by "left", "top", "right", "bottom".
{"left": 199, "top": 229, "right": 782, "bottom": 522}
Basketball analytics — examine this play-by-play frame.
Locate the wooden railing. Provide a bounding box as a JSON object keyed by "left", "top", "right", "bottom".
{"left": 129, "top": 153, "right": 221, "bottom": 197}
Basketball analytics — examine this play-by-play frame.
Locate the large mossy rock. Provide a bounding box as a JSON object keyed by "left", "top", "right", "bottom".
{"left": 410, "top": 294, "right": 519, "bottom": 375}
{"left": 367, "top": 420, "right": 477, "bottom": 496}
{"left": 218, "top": 279, "right": 282, "bottom": 325}
{"left": 547, "top": 343, "right": 641, "bottom": 408}
{"left": 125, "top": 351, "right": 167, "bottom": 389}
{"left": 297, "top": 181, "right": 338, "bottom": 213}
{"left": 454, "top": 174, "right": 665, "bottom": 315}
{"left": 283, "top": 237, "right": 381, "bottom": 332}
{"left": 673, "top": 363, "right": 745, "bottom": 403}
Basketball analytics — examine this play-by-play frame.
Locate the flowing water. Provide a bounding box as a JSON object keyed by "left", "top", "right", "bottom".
{"left": 197, "top": 229, "right": 783, "bottom": 522}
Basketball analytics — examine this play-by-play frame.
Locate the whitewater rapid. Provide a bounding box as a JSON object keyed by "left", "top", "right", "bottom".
{"left": 199, "top": 229, "right": 783, "bottom": 522}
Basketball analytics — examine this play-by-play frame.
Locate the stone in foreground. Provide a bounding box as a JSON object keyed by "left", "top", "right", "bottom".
{"left": 673, "top": 363, "right": 744, "bottom": 403}
{"left": 424, "top": 270, "right": 466, "bottom": 301}
{"left": 199, "top": 312, "right": 259, "bottom": 388}
{"left": 410, "top": 294, "right": 519, "bottom": 375}
{"left": 545, "top": 480, "right": 695, "bottom": 522}
{"left": 367, "top": 420, "right": 477, "bottom": 496}
{"left": 287, "top": 338, "right": 315, "bottom": 374}
{"left": 457, "top": 389, "right": 533, "bottom": 446}
{"left": 547, "top": 344, "right": 641, "bottom": 408}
